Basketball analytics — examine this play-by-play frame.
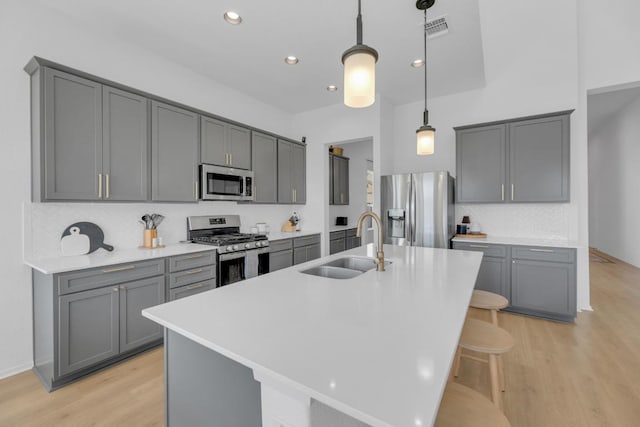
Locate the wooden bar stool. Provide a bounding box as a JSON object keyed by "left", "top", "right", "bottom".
{"left": 452, "top": 318, "right": 514, "bottom": 410}
{"left": 435, "top": 382, "right": 511, "bottom": 427}
{"left": 470, "top": 290, "right": 509, "bottom": 326}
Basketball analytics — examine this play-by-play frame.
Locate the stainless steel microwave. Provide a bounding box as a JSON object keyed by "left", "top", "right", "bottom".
{"left": 199, "top": 164, "right": 254, "bottom": 201}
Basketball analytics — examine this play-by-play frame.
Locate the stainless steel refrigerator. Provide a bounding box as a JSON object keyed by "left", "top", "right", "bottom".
{"left": 381, "top": 171, "right": 455, "bottom": 248}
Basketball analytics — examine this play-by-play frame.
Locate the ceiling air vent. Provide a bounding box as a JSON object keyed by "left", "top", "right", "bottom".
{"left": 426, "top": 15, "right": 448, "bottom": 38}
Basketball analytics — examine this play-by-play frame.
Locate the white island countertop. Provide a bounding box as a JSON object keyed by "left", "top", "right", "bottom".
{"left": 143, "top": 244, "right": 483, "bottom": 427}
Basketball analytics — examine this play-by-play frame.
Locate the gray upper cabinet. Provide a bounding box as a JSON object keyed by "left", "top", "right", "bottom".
{"left": 251, "top": 131, "right": 278, "bottom": 203}
{"left": 102, "top": 86, "right": 149, "bottom": 201}
{"left": 151, "top": 101, "right": 199, "bottom": 202}
{"left": 509, "top": 114, "right": 570, "bottom": 202}
{"left": 201, "top": 116, "right": 251, "bottom": 170}
{"left": 455, "top": 110, "right": 572, "bottom": 203}
{"left": 330, "top": 154, "right": 350, "bottom": 205}
{"left": 456, "top": 125, "right": 506, "bottom": 203}
{"left": 43, "top": 68, "right": 102, "bottom": 201}
{"left": 278, "top": 140, "right": 306, "bottom": 204}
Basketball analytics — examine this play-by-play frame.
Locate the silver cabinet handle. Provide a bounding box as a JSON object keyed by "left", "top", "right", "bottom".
{"left": 186, "top": 283, "right": 205, "bottom": 290}
{"left": 186, "top": 254, "right": 206, "bottom": 259}
{"left": 511, "top": 184, "right": 514, "bottom": 201}
{"left": 469, "top": 244, "right": 489, "bottom": 248}
{"left": 185, "top": 268, "right": 204, "bottom": 275}
{"left": 529, "top": 248, "right": 555, "bottom": 253}
{"left": 195, "top": 181, "right": 199, "bottom": 200}
{"left": 501, "top": 184, "right": 504, "bottom": 201}
{"left": 98, "top": 173, "right": 103, "bottom": 199}
{"left": 112, "top": 287, "right": 119, "bottom": 292}
{"left": 105, "top": 174, "right": 110, "bottom": 199}
{"left": 229, "top": 153, "right": 233, "bottom": 166}
{"left": 102, "top": 265, "right": 136, "bottom": 273}
{"left": 119, "top": 285, "right": 126, "bottom": 291}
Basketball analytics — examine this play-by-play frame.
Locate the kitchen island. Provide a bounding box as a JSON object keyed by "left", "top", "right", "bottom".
{"left": 143, "top": 244, "right": 483, "bottom": 427}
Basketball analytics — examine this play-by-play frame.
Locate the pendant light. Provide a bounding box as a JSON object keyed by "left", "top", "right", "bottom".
{"left": 342, "top": 0, "right": 378, "bottom": 108}
{"left": 416, "top": 0, "right": 436, "bottom": 155}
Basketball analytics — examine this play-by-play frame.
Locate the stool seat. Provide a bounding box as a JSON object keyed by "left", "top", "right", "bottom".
{"left": 460, "top": 318, "right": 514, "bottom": 354}
{"left": 470, "top": 290, "right": 508, "bottom": 311}
{"left": 435, "top": 382, "right": 511, "bottom": 427}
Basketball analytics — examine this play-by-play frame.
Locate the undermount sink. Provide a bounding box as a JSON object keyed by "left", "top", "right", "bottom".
{"left": 300, "top": 257, "right": 392, "bottom": 279}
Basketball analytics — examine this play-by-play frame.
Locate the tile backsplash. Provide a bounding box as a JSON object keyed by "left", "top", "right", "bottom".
{"left": 25, "top": 202, "right": 307, "bottom": 259}
{"left": 455, "top": 204, "right": 570, "bottom": 240}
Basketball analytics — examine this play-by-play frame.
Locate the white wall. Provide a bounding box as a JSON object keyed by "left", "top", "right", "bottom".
{"left": 0, "top": 0, "right": 300, "bottom": 378}
{"left": 588, "top": 95, "right": 640, "bottom": 267}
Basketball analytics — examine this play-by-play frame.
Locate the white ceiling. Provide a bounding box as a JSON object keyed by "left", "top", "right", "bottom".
{"left": 40, "top": 0, "right": 485, "bottom": 114}
{"left": 588, "top": 86, "right": 640, "bottom": 135}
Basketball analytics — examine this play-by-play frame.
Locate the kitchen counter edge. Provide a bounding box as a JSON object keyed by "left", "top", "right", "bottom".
{"left": 451, "top": 235, "right": 582, "bottom": 248}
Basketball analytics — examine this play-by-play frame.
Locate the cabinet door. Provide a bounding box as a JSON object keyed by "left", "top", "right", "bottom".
{"left": 340, "top": 157, "right": 349, "bottom": 205}
{"left": 200, "top": 116, "right": 227, "bottom": 166}
{"left": 58, "top": 286, "right": 119, "bottom": 376}
{"left": 475, "top": 256, "right": 510, "bottom": 301}
{"left": 44, "top": 68, "right": 102, "bottom": 201}
{"left": 228, "top": 124, "right": 252, "bottom": 170}
{"left": 509, "top": 114, "right": 570, "bottom": 202}
{"left": 119, "top": 276, "right": 165, "bottom": 352}
{"left": 291, "top": 143, "right": 306, "bottom": 203}
{"left": 293, "top": 247, "right": 307, "bottom": 265}
{"left": 306, "top": 243, "right": 321, "bottom": 262}
{"left": 511, "top": 259, "right": 576, "bottom": 319}
{"left": 151, "top": 101, "right": 199, "bottom": 202}
{"left": 252, "top": 132, "right": 277, "bottom": 203}
{"left": 277, "top": 140, "right": 293, "bottom": 203}
{"left": 330, "top": 238, "right": 346, "bottom": 255}
{"left": 329, "top": 155, "right": 334, "bottom": 205}
{"left": 102, "top": 86, "right": 148, "bottom": 201}
{"left": 456, "top": 124, "right": 507, "bottom": 203}
{"left": 270, "top": 249, "right": 293, "bottom": 272}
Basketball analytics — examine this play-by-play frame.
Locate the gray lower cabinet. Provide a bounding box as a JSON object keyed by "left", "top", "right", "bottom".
{"left": 33, "top": 259, "right": 166, "bottom": 391}
{"left": 509, "top": 246, "right": 576, "bottom": 322}
{"left": 251, "top": 131, "right": 278, "bottom": 203}
{"left": 293, "top": 234, "right": 321, "bottom": 265}
{"left": 345, "top": 228, "right": 361, "bottom": 250}
{"left": 455, "top": 110, "right": 572, "bottom": 203}
{"left": 329, "top": 229, "right": 359, "bottom": 254}
{"left": 451, "top": 242, "right": 509, "bottom": 300}
{"left": 269, "top": 239, "right": 294, "bottom": 272}
{"left": 278, "top": 140, "right": 306, "bottom": 204}
{"left": 330, "top": 154, "right": 350, "bottom": 205}
{"left": 167, "top": 251, "right": 217, "bottom": 301}
{"left": 201, "top": 116, "right": 251, "bottom": 170}
{"left": 151, "top": 101, "right": 199, "bottom": 202}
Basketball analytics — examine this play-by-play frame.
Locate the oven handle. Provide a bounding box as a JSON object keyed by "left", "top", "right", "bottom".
{"left": 218, "top": 251, "right": 247, "bottom": 262}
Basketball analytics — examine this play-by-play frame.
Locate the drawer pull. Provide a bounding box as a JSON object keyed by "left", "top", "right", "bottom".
{"left": 186, "top": 283, "right": 205, "bottom": 290}
{"left": 102, "top": 265, "right": 136, "bottom": 273}
{"left": 185, "top": 254, "right": 206, "bottom": 259}
{"left": 185, "top": 268, "right": 204, "bottom": 275}
{"left": 529, "top": 248, "right": 555, "bottom": 253}
{"left": 469, "top": 244, "right": 489, "bottom": 248}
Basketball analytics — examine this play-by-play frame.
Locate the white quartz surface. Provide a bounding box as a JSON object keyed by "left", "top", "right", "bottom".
{"left": 267, "top": 230, "right": 320, "bottom": 241}
{"left": 143, "top": 244, "right": 483, "bottom": 427}
{"left": 25, "top": 243, "right": 215, "bottom": 275}
{"left": 452, "top": 235, "right": 581, "bottom": 248}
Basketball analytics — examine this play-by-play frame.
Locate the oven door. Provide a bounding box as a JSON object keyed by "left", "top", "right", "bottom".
{"left": 200, "top": 164, "right": 254, "bottom": 201}
{"left": 218, "top": 251, "right": 246, "bottom": 287}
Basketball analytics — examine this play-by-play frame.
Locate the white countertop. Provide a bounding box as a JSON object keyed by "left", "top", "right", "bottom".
{"left": 452, "top": 235, "right": 581, "bottom": 248}
{"left": 143, "top": 244, "right": 483, "bottom": 427}
{"left": 267, "top": 230, "right": 320, "bottom": 241}
{"left": 329, "top": 225, "right": 355, "bottom": 232}
{"left": 25, "top": 243, "right": 215, "bottom": 275}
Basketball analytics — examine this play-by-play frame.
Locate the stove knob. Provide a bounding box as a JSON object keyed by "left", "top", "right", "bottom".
{"left": 226, "top": 246, "right": 233, "bottom": 252}
{"left": 233, "top": 245, "right": 239, "bottom": 250}
{"left": 254, "top": 241, "right": 261, "bottom": 247}
{"left": 245, "top": 243, "right": 251, "bottom": 249}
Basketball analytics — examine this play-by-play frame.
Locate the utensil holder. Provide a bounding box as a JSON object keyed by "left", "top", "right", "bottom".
{"left": 143, "top": 229, "right": 157, "bottom": 248}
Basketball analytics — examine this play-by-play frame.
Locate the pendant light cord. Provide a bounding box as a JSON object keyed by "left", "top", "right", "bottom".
{"left": 423, "top": 8, "right": 428, "bottom": 124}
{"left": 357, "top": 0, "right": 363, "bottom": 44}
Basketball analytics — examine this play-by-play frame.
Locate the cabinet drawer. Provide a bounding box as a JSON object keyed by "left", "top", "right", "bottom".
{"left": 169, "top": 266, "right": 216, "bottom": 289}
{"left": 346, "top": 228, "right": 357, "bottom": 237}
{"left": 329, "top": 230, "right": 346, "bottom": 241}
{"left": 293, "top": 234, "right": 321, "bottom": 248}
{"left": 168, "top": 251, "right": 216, "bottom": 273}
{"left": 169, "top": 279, "right": 215, "bottom": 301}
{"left": 269, "top": 239, "right": 293, "bottom": 252}
{"left": 57, "top": 259, "right": 165, "bottom": 296}
{"left": 270, "top": 249, "right": 293, "bottom": 272}
{"left": 511, "top": 246, "right": 575, "bottom": 263}
{"left": 452, "top": 242, "right": 507, "bottom": 258}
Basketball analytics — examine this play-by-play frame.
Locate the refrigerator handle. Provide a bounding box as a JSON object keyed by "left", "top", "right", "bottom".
{"left": 409, "top": 175, "right": 416, "bottom": 245}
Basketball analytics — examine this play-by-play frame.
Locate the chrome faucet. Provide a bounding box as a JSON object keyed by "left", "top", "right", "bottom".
{"left": 356, "top": 211, "right": 385, "bottom": 272}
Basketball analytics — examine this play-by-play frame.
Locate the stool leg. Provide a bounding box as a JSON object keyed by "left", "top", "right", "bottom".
{"left": 452, "top": 346, "right": 462, "bottom": 378}
{"left": 489, "top": 354, "right": 503, "bottom": 410}
{"left": 498, "top": 354, "right": 505, "bottom": 392}
{"left": 490, "top": 309, "right": 499, "bottom": 326}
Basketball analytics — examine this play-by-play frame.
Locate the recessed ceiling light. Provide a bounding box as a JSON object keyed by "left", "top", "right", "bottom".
{"left": 224, "top": 11, "right": 242, "bottom": 25}
{"left": 326, "top": 85, "right": 338, "bottom": 92}
{"left": 411, "top": 59, "right": 425, "bottom": 68}
{"left": 284, "top": 56, "right": 299, "bottom": 65}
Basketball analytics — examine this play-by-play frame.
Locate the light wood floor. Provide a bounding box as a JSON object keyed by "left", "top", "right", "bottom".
{"left": 2, "top": 250, "right": 639, "bottom": 426}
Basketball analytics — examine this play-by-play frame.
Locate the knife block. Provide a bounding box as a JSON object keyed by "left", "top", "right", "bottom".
{"left": 143, "top": 229, "right": 157, "bottom": 248}
{"left": 281, "top": 221, "right": 297, "bottom": 232}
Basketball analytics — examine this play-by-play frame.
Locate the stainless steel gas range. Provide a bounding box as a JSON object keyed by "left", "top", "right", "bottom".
{"left": 187, "top": 215, "right": 270, "bottom": 287}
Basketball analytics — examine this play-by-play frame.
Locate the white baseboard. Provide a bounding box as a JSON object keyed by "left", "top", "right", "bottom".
{"left": 0, "top": 362, "right": 33, "bottom": 380}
